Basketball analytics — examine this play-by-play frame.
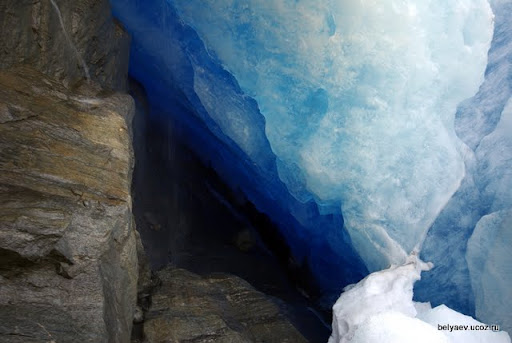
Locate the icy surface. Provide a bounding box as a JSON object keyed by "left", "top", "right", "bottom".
{"left": 420, "top": 304, "right": 512, "bottom": 343}
{"left": 328, "top": 254, "right": 433, "bottom": 342}
{"left": 109, "top": 0, "right": 368, "bottom": 297}
{"left": 474, "top": 98, "right": 512, "bottom": 214}
{"left": 467, "top": 210, "right": 512, "bottom": 334}
{"left": 329, "top": 256, "right": 511, "bottom": 343}
{"left": 417, "top": 1, "right": 512, "bottom": 331}
{"left": 173, "top": 0, "right": 494, "bottom": 271}
{"left": 108, "top": 0, "right": 511, "bottom": 332}
{"left": 350, "top": 311, "right": 449, "bottom": 343}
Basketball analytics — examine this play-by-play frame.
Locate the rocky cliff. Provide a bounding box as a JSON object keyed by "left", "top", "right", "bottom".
{"left": 0, "top": 0, "right": 129, "bottom": 91}
{"left": 0, "top": 1, "right": 317, "bottom": 342}
{"left": 0, "top": 0, "right": 138, "bottom": 342}
{"left": 0, "top": 66, "right": 138, "bottom": 343}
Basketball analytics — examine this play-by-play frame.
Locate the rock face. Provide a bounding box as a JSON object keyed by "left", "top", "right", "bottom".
{"left": 0, "top": 1, "right": 325, "bottom": 343}
{"left": 0, "top": 66, "right": 138, "bottom": 342}
{"left": 0, "top": 0, "right": 130, "bottom": 91}
{"left": 0, "top": 0, "right": 138, "bottom": 341}
{"left": 143, "top": 268, "right": 308, "bottom": 343}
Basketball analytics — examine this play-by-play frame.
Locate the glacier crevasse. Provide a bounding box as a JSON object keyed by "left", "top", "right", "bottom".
{"left": 108, "top": 0, "right": 512, "bottom": 333}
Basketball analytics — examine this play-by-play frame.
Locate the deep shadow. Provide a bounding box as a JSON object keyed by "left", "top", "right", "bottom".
{"left": 129, "top": 79, "right": 331, "bottom": 342}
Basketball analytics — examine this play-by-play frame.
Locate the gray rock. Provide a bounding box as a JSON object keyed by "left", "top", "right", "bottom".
{"left": 0, "top": 66, "right": 138, "bottom": 343}
{"left": 0, "top": 2, "right": 326, "bottom": 343}
{"left": 143, "top": 268, "right": 308, "bottom": 343}
{"left": 0, "top": 0, "right": 130, "bottom": 91}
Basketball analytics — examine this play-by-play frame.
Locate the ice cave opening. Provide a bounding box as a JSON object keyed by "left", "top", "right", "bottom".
{"left": 110, "top": 0, "right": 512, "bottom": 341}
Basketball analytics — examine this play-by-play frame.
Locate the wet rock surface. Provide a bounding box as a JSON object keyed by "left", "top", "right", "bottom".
{"left": 142, "top": 267, "right": 308, "bottom": 343}
{"left": 0, "top": 66, "right": 138, "bottom": 342}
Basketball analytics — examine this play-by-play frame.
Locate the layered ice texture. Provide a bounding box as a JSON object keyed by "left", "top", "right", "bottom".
{"left": 171, "top": 0, "right": 493, "bottom": 272}
{"left": 108, "top": 0, "right": 512, "bottom": 335}
{"left": 109, "top": 0, "right": 369, "bottom": 299}
{"left": 328, "top": 256, "right": 511, "bottom": 343}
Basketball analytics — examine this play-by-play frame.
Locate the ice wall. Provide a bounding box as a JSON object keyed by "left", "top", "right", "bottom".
{"left": 466, "top": 97, "right": 512, "bottom": 334}
{"left": 172, "top": 0, "right": 493, "bottom": 271}
{"left": 109, "top": 0, "right": 368, "bottom": 299}
{"left": 108, "top": 0, "right": 511, "bottom": 332}
{"left": 416, "top": 0, "right": 512, "bottom": 332}
{"left": 467, "top": 210, "right": 512, "bottom": 334}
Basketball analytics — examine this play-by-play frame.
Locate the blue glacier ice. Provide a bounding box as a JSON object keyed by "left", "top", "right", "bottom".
{"left": 171, "top": 0, "right": 493, "bottom": 272}
{"left": 109, "top": 0, "right": 369, "bottom": 298}
{"left": 415, "top": 0, "right": 512, "bottom": 332}
{"left": 466, "top": 96, "right": 512, "bottom": 334}
{"left": 108, "top": 0, "right": 512, "bottom": 334}
{"left": 467, "top": 210, "right": 512, "bottom": 334}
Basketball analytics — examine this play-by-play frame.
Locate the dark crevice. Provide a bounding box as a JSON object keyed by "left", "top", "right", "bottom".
{"left": 129, "top": 78, "right": 331, "bottom": 342}
{"left": 0, "top": 248, "right": 36, "bottom": 275}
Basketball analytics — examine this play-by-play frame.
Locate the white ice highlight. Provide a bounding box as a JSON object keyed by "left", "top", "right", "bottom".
{"left": 328, "top": 255, "right": 511, "bottom": 343}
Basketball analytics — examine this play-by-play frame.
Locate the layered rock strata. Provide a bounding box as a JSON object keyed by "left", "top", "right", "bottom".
{"left": 0, "top": 0, "right": 138, "bottom": 341}
{"left": 0, "top": 66, "right": 138, "bottom": 342}
{"left": 143, "top": 267, "right": 308, "bottom": 343}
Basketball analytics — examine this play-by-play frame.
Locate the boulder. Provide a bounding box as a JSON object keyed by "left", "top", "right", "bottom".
{"left": 143, "top": 267, "right": 308, "bottom": 343}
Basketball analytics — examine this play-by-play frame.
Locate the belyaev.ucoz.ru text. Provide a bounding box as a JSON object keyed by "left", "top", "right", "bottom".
{"left": 438, "top": 324, "right": 500, "bottom": 332}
